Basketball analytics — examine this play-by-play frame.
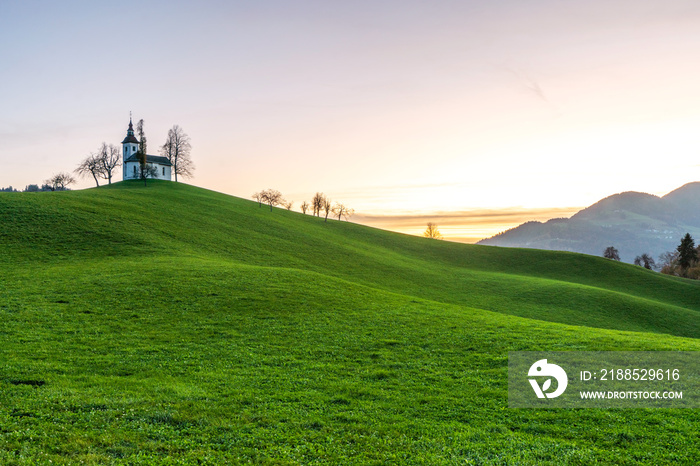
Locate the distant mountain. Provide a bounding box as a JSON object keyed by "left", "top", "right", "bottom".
{"left": 478, "top": 182, "right": 700, "bottom": 263}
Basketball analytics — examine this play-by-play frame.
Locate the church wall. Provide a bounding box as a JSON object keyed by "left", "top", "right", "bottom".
{"left": 123, "top": 161, "right": 171, "bottom": 181}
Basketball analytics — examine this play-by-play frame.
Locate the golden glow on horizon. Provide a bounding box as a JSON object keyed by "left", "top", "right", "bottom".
{"left": 353, "top": 206, "right": 582, "bottom": 243}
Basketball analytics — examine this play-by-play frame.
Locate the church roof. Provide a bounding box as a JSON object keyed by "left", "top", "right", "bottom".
{"left": 122, "top": 119, "right": 140, "bottom": 144}
{"left": 122, "top": 134, "right": 139, "bottom": 144}
{"left": 124, "top": 154, "right": 173, "bottom": 166}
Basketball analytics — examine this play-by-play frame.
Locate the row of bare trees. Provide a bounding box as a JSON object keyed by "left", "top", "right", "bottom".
{"left": 308, "top": 192, "right": 353, "bottom": 221}
{"left": 252, "top": 190, "right": 354, "bottom": 222}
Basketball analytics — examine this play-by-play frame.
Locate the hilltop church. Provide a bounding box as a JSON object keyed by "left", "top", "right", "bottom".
{"left": 122, "top": 118, "right": 172, "bottom": 181}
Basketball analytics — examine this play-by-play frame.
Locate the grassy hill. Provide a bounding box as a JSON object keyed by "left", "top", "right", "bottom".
{"left": 1, "top": 181, "right": 699, "bottom": 464}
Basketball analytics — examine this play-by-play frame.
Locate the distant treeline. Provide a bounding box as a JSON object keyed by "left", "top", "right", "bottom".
{"left": 0, "top": 183, "right": 69, "bottom": 193}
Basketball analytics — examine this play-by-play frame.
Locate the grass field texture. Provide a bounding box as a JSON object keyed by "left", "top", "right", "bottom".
{"left": 1, "top": 181, "right": 699, "bottom": 464}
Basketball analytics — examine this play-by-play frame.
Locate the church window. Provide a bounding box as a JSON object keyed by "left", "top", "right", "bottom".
{"left": 162, "top": 167, "right": 165, "bottom": 176}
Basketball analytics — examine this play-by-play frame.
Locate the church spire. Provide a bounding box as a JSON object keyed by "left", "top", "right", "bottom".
{"left": 122, "top": 115, "right": 139, "bottom": 144}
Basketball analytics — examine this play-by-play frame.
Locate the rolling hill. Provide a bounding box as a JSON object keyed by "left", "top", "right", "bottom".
{"left": 1, "top": 181, "right": 699, "bottom": 464}
{"left": 478, "top": 182, "right": 700, "bottom": 263}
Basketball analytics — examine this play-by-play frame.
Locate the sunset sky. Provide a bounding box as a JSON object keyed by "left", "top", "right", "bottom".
{"left": 2, "top": 1, "right": 700, "bottom": 242}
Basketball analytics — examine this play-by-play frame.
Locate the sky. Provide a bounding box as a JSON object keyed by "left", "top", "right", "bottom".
{"left": 2, "top": 0, "right": 700, "bottom": 242}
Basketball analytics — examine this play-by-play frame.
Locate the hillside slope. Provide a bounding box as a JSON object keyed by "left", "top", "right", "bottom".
{"left": 478, "top": 182, "right": 700, "bottom": 263}
{"left": 1, "top": 181, "right": 699, "bottom": 464}
{"left": 2, "top": 181, "right": 700, "bottom": 337}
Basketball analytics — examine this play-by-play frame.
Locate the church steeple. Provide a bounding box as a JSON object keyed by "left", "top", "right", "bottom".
{"left": 122, "top": 117, "right": 139, "bottom": 145}
{"left": 121, "top": 116, "right": 140, "bottom": 170}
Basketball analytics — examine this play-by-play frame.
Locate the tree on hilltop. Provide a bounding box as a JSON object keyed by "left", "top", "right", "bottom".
{"left": 260, "top": 189, "right": 284, "bottom": 211}
{"left": 312, "top": 192, "right": 325, "bottom": 217}
{"left": 75, "top": 153, "right": 104, "bottom": 187}
{"left": 161, "top": 125, "right": 194, "bottom": 182}
{"left": 424, "top": 222, "right": 443, "bottom": 239}
{"left": 44, "top": 172, "right": 75, "bottom": 191}
{"left": 98, "top": 142, "right": 121, "bottom": 185}
{"left": 76, "top": 143, "right": 121, "bottom": 187}
{"left": 603, "top": 246, "right": 620, "bottom": 261}
{"left": 135, "top": 119, "right": 157, "bottom": 186}
{"left": 633, "top": 253, "right": 656, "bottom": 270}
{"left": 322, "top": 197, "right": 332, "bottom": 222}
{"left": 332, "top": 202, "right": 354, "bottom": 221}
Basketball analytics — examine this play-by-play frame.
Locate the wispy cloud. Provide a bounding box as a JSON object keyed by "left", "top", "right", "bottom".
{"left": 523, "top": 76, "right": 548, "bottom": 103}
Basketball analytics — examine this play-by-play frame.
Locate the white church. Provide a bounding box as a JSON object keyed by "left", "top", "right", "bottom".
{"left": 121, "top": 118, "right": 172, "bottom": 181}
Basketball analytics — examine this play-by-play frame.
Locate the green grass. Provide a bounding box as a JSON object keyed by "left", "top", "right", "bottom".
{"left": 1, "top": 180, "right": 699, "bottom": 464}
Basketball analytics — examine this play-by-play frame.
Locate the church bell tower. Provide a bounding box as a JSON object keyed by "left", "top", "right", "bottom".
{"left": 121, "top": 117, "right": 140, "bottom": 162}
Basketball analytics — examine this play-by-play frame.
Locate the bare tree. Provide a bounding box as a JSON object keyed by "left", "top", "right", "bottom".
{"left": 332, "top": 202, "right": 354, "bottom": 221}
{"left": 282, "top": 200, "right": 294, "bottom": 211}
{"left": 260, "top": 189, "right": 283, "bottom": 211}
{"left": 424, "top": 222, "right": 443, "bottom": 239}
{"left": 634, "top": 253, "right": 656, "bottom": 270}
{"left": 658, "top": 251, "right": 679, "bottom": 276}
{"left": 252, "top": 192, "right": 263, "bottom": 207}
{"left": 322, "top": 197, "right": 332, "bottom": 222}
{"left": 300, "top": 201, "right": 310, "bottom": 214}
{"left": 45, "top": 172, "right": 76, "bottom": 191}
{"left": 603, "top": 246, "right": 620, "bottom": 261}
{"left": 76, "top": 143, "right": 121, "bottom": 187}
{"left": 312, "top": 192, "right": 325, "bottom": 217}
{"left": 98, "top": 142, "right": 121, "bottom": 185}
{"left": 161, "top": 125, "right": 194, "bottom": 182}
{"left": 75, "top": 153, "right": 104, "bottom": 187}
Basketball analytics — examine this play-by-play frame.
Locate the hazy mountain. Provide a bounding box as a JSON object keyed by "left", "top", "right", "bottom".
{"left": 478, "top": 182, "right": 700, "bottom": 263}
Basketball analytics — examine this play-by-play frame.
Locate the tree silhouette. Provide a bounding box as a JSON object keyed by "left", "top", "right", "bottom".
{"left": 424, "top": 223, "right": 443, "bottom": 239}
{"left": 98, "top": 142, "right": 121, "bottom": 185}
{"left": 75, "top": 153, "right": 103, "bottom": 187}
{"left": 634, "top": 253, "right": 656, "bottom": 270}
{"left": 603, "top": 246, "right": 620, "bottom": 261}
{"left": 322, "top": 197, "right": 332, "bottom": 222}
{"left": 312, "top": 192, "right": 325, "bottom": 217}
{"left": 44, "top": 172, "right": 76, "bottom": 191}
{"left": 260, "top": 189, "right": 283, "bottom": 211}
{"left": 161, "top": 125, "right": 194, "bottom": 182}
{"left": 135, "top": 120, "right": 157, "bottom": 186}
{"left": 332, "top": 202, "right": 354, "bottom": 221}
{"left": 677, "top": 233, "right": 698, "bottom": 273}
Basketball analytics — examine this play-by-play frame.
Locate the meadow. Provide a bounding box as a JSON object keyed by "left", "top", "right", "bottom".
{"left": 0, "top": 181, "right": 699, "bottom": 464}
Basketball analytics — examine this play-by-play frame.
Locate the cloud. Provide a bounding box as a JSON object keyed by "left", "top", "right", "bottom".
{"left": 354, "top": 206, "right": 579, "bottom": 226}
{"left": 509, "top": 68, "right": 549, "bottom": 103}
